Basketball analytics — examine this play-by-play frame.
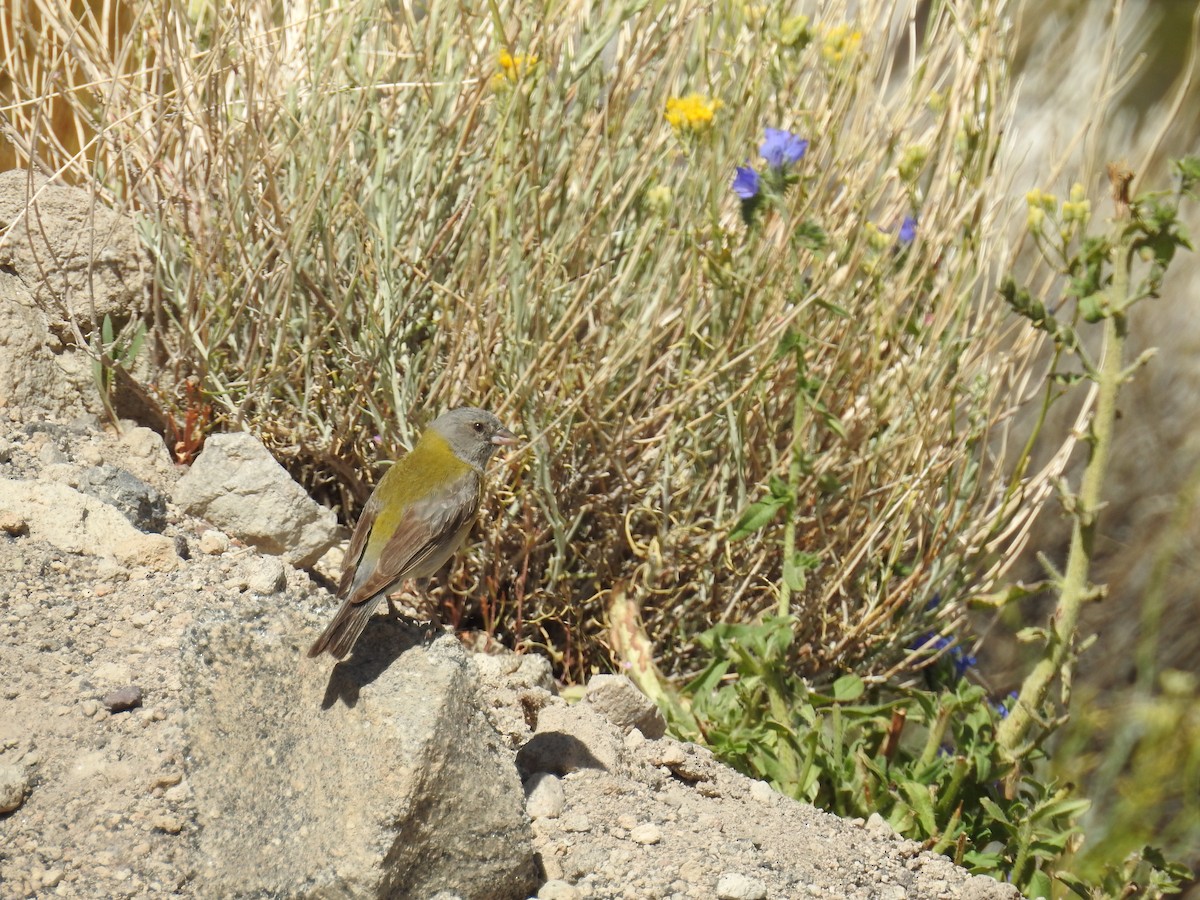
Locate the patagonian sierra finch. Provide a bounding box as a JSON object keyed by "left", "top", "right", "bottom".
{"left": 308, "top": 407, "right": 517, "bottom": 659}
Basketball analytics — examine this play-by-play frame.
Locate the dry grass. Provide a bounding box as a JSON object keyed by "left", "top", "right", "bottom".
{"left": 1, "top": 0, "right": 1069, "bottom": 683}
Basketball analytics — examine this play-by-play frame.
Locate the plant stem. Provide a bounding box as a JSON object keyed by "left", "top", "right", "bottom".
{"left": 780, "top": 343, "right": 808, "bottom": 617}
{"left": 997, "top": 243, "right": 1130, "bottom": 759}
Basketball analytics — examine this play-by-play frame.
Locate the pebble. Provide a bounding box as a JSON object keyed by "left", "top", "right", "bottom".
{"left": 629, "top": 823, "right": 662, "bottom": 845}
{"left": 102, "top": 685, "right": 143, "bottom": 712}
{"left": 525, "top": 773, "right": 565, "bottom": 819}
{"left": 80, "top": 699, "right": 100, "bottom": 717}
{"left": 0, "top": 509, "right": 29, "bottom": 536}
{"left": 0, "top": 763, "right": 31, "bottom": 813}
{"left": 716, "top": 872, "right": 768, "bottom": 900}
{"left": 560, "top": 814, "right": 592, "bottom": 833}
{"left": 153, "top": 816, "right": 184, "bottom": 834}
{"left": 245, "top": 557, "right": 287, "bottom": 595}
{"left": 198, "top": 530, "right": 229, "bottom": 555}
{"left": 748, "top": 780, "right": 777, "bottom": 806}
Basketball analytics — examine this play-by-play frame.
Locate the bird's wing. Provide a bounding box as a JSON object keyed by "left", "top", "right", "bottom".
{"left": 344, "top": 471, "right": 482, "bottom": 606}
{"left": 337, "top": 489, "right": 383, "bottom": 598}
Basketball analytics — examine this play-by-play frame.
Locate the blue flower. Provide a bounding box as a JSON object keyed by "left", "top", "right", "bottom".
{"left": 732, "top": 166, "right": 761, "bottom": 199}
{"left": 760, "top": 128, "right": 809, "bottom": 170}
{"left": 914, "top": 633, "right": 977, "bottom": 680}
{"left": 898, "top": 215, "right": 918, "bottom": 244}
{"left": 993, "top": 691, "right": 1019, "bottom": 719}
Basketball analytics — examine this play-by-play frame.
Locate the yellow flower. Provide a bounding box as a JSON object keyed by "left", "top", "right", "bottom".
{"left": 665, "top": 93, "right": 722, "bottom": 134}
{"left": 1025, "top": 188, "right": 1058, "bottom": 212}
{"left": 822, "top": 24, "right": 862, "bottom": 65}
{"left": 864, "top": 221, "right": 891, "bottom": 252}
{"left": 492, "top": 50, "right": 539, "bottom": 90}
{"left": 645, "top": 184, "right": 672, "bottom": 216}
{"left": 1026, "top": 206, "right": 1046, "bottom": 234}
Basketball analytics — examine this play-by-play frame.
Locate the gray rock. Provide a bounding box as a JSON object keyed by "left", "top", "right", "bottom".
{"left": 584, "top": 673, "right": 667, "bottom": 739}
{"left": 174, "top": 432, "right": 339, "bottom": 568}
{"left": 182, "top": 616, "right": 537, "bottom": 900}
{"left": 76, "top": 465, "right": 167, "bottom": 533}
{"left": 0, "top": 764, "right": 30, "bottom": 813}
{"left": 101, "top": 685, "right": 143, "bottom": 713}
{"left": 0, "top": 477, "right": 178, "bottom": 571}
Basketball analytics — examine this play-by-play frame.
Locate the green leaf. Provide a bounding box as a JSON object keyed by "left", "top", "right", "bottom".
{"left": 832, "top": 674, "right": 865, "bottom": 702}
{"left": 898, "top": 780, "right": 938, "bottom": 836}
{"left": 730, "top": 495, "right": 787, "bottom": 540}
{"left": 978, "top": 797, "right": 1011, "bottom": 827}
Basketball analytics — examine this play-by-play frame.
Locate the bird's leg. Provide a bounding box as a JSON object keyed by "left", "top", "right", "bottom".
{"left": 385, "top": 590, "right": 403, "bottom": 619}
{"left": 417, "top": 578, "right": 446, "bottom": 644}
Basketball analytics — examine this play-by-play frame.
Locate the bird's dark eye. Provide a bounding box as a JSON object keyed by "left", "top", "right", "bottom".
{"left": 472, "top": 421, "right": 485, "bottom": 432}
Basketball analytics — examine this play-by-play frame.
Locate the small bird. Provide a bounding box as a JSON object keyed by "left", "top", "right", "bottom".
{"left": 308, "top": 407, "right": 517, "bottom": 659}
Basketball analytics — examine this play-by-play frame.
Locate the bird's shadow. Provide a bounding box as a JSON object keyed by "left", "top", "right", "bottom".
{"left": 319, "top": 616, "right": 431, "bottom": 709}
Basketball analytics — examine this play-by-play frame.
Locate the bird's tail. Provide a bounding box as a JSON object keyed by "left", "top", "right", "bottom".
{"left": 307, "top": 594, "right": 382, "bottom": 659}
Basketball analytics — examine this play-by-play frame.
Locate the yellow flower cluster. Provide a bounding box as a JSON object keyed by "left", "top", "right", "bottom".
{"left": 822, "top": 24, "right": 862, "bottom": 65}
{"left": 664, "top": 93, "right": 722, "bottom": 134}
{"left": 1062, "top": 183, "right": 1091, "bottom": 224}
{"left": 1025, "top": 188, "right": 1058, "bottom": 234}
{"left": 493, "top": 50, "right": 538, "bottom": 90}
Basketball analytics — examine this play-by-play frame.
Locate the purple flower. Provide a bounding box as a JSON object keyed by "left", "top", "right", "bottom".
{"left": 760, "top": 128, "right": 808, "bottom": 170}
{"left": 898, "top": 215, "right": 918, "bottom": 244}
{"left": 732, "top": 166, "right": 761, "bottom": 199}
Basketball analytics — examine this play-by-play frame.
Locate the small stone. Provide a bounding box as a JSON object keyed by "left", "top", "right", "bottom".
{"left": 0, "top": 764, "right": 30, "bottom": 813}
{"left": 245, "top": 556, "right": 287, "bottom": 595}
{"left": 560, "top": 814, "right": 592, "bottom": 833}
{"left": 80, "top": 699, "right": 100, "bottom": 717}
{"left": 654, "top": 743, "right": 688, "bottom": 767}
{"left": 153, "top": 816, "right": 184, "bottom": 834}
{"left": 866, "top": 811, "right": 897, "bottom": 837}
{"left": 716, "top": 872, "right": 767, "bottom": 900}
{"left": 615, "top": 814, "right": 638, "bottom": 830}
{"left": 629, "top": 823, "right": 662, "bottom": 845}
{"left": 748, "top": 780, "right": 777, "bottom": 806}
{"left": 152, "top": 769, "right": 184, "bottom": 789}
{"left": 102, "top": 685, "right": 143, "bottom": 712}
{"left": 584, "top": 674, "right": 667, "bottom": 739}
{"left": 525, "top": 772, "right": 565, "bottom": 820}
{"left": 538, "top": 879, "right": 581, "bottom": 900}
{"left": 0, "top": 509, "right": 28, "bottom": 536}
{"left": 198, "top": 529, "right": 229, "bottom": 555}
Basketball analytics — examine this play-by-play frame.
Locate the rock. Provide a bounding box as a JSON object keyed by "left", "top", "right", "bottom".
{"left": 516, "top": 699, "right": 629, "bottom": 779}
{"left": 0, "top": 509, "right": 28, "bottom": 536}
{"left": 0, "top": 170, "right": 149, "bottom": 336}
{"left": 0, "top": 478, "right": 177, "bottom": 570}
{"left": 101, "top": 685, "right": 143, "bottom": 713}
{"left": 173, "top": 432, "right": 339, "bottom": 567}
{"left": 113, "top": 426, "right": 176, "bottom": 488}
{"left": 75, "top": 465, "right": 168, "bottom": 533}
{"left": 716, "top": 872, "right": 767, "bottom": 900}
{"left": 629, "top": 822, "right": 662, "bottom": 845}
{"left": 182, "top": 616, "right": 537, "bottom": 899}
{"left": 584, "top": 673, "right": 666, "bottom": 739}
{"left": 0, "top": 170, "right": 149, "bottom": 420}
{"left": 524, "top": 772, "right": 565, "bottom": 819}
{"left": 244, "top": 556, "right": 287, "bottom": 595}
{"left": 197, "top": 530, "right": 229, "bottom": 555}
{"left": 0, "top": 763, "right": 30, "bottom": 813}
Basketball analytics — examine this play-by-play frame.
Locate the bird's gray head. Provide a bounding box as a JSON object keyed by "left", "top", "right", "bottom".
{"left": 430, "top": 407, "right": 518, "bottom": 470}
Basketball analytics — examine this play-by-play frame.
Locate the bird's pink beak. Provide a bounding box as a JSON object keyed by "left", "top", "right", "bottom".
{"left": 491, "top": 427, "right": 519, "bottom": 447}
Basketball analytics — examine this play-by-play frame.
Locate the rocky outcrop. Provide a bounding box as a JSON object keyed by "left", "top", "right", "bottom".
{"left": 0, "top": 169, "right": 150, "bottom": 420}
